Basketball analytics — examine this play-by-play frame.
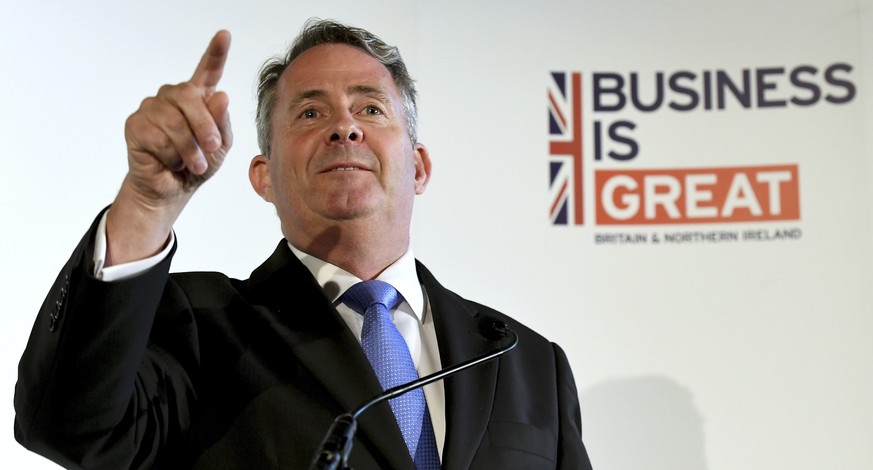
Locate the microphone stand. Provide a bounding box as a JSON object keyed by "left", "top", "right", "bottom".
{"left": 309, "top": 320, "right": 519, "bottom": 470}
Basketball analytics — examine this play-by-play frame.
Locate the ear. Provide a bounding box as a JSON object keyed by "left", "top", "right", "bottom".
{"left": 413, "top": 143, "right": 432, "bottom": 195}
{"left": 249, "top": 154, "right": 273, "bottom": 202}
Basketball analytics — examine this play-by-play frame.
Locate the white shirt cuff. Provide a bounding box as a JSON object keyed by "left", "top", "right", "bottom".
{"left": 93, "top": 211, "right": 174, "bottom": 282}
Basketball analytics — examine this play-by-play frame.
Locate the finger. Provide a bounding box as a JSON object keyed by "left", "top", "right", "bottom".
{"left": 125, "top": 110, "right": 188, "bottom": 173}
{"left": 142, "top": 106, "right": 208, "bottom": 174}
{"left": 191, "top": 30, "right": 231, "bottom": 90}
{"left": 145, "top": 84, "right": 223, "bottom": 174}
{"left": 134, "top": 91, "right": 210, "bottom": 174}
{"left": 162, "top": 82, "right": 223, "bottom": 154}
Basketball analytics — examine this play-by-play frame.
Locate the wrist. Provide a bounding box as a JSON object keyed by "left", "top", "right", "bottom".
{"left": 105, "top": 180, "right": 186, "bottom": 266}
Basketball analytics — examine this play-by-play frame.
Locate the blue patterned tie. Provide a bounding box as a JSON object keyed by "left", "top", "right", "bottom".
{"left": 343, "top": 280, "right": 440, "bottom": 469}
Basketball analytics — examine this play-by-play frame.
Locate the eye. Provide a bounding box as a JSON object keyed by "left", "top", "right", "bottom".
{"left": 300, "top": 108, "right": 319, "bottom": 119}
{"left": 363, "top": 106, "right": 383, "bottom": 116}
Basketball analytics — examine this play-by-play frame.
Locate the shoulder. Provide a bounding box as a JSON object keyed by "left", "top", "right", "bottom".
{"left": 415, "top": 259, "right": 558, "bottom": 354}
{"left": 165, "top": 271, "right": 247, "bottom": 304}
{"left": 164, "top": 239, "right": 305, "bottom": 307}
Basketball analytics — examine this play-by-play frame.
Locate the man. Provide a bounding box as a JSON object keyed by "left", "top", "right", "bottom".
{"left": 15, "top": 19, "right": 593, "bottom": 469}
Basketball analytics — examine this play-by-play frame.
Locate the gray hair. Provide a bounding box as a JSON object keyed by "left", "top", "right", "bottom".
{"left": 255, "top": 19, "right": 418, "bottom": 157}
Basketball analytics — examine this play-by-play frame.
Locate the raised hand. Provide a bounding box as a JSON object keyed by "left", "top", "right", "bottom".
{"left": 106, "top": 31, "right": 233, "bottom": 266}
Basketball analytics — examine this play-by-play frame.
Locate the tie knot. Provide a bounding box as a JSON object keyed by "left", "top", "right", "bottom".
{"left": 343, "top": 280, "right": 401, "bottom": 315}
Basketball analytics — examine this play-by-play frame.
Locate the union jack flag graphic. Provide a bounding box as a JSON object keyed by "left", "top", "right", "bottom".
{"left": 548, "top": 72, "right": 584, "bottom": 225}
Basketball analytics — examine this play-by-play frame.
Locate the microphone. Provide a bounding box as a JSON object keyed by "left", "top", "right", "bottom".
{"left": 309, "top": 317, "right": 519, "bottom": 470}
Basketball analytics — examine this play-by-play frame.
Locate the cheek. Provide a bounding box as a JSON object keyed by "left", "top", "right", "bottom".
{"left": 279, "top": 139, "right": 318, "bottom": 176}
{"left": 401, "top": 148, "right": 419, "bottom": 184}
{"left": 268, "top": 161, "right": 294, "bottom": 201}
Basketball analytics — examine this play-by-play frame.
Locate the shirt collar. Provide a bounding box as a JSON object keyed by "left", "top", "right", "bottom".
{"left": 287, "top": 241, "right": 425, "bottom": 323}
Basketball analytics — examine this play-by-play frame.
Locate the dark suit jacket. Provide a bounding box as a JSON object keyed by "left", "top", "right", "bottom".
{"left": 15, "top": 213, "right": 592, "bottom": 469}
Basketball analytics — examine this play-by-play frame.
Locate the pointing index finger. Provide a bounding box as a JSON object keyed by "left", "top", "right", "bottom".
{"left": 191, "top": 30, "right": 231, "bottom": 89}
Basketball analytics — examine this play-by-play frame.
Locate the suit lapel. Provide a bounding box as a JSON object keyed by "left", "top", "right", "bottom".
{"left": 416, "top": 261, "right": 499, "bottom": 469}
{"left": 246, "top": 241, "right": 414, "bottom": 469}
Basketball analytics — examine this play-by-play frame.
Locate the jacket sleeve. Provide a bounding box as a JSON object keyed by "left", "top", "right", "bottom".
{"left": 14, "top": 210, "right": 196, "bottom": 469}
{"left": 552, "top": 343, "right": 594, "bottom": 469}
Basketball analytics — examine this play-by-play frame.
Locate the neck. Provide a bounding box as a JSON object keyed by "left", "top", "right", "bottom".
{"left": 286, "top": 221, "right": 410, "bottom": 280}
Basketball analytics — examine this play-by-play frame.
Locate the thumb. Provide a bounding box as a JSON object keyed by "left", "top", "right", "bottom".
{"left": 207, "top": 91, "right": 233, "bottom": 152}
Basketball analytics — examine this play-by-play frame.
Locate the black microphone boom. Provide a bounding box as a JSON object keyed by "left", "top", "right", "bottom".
{"left": 309, "top": 318, "right": 519, "bottom": 470}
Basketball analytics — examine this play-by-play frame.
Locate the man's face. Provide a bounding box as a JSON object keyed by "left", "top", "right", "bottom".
{"left": 250, "top": 43, "right": 430, "bottom": 242}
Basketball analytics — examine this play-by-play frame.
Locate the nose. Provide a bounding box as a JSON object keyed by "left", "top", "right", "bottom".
{"left": 330, "top": 130, "right": 360, "bottom": 142}
{"left": 327, "top": 113, "right": 363, "bottom": 144}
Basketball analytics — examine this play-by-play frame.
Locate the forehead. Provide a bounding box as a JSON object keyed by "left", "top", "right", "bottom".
{"left": 278, "top": 43, "right": 399, "bottom": 98}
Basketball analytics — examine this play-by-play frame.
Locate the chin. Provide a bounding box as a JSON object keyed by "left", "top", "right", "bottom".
{"left": 317, "top": 202, "right": 379, "bottom": 222}
{"left": 318, "top": 192, "right": 382, "bottom": 218}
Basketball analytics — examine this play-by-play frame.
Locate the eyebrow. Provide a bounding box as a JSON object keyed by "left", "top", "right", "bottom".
{"left": 287, "top": 89, "right": 326, "bottom": 110}
{"left": 348, "top": 85, "right": 392, "bottom": 105}
{"left": 287, "top": 85, "right": 393, "bottom": 110}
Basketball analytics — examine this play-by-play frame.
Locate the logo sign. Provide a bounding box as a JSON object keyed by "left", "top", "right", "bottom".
{"left": 548, "top": 72, "right": 584, "bottom": 225}
{"left": 548, "top": 65, "right": 856, "bottom": 227}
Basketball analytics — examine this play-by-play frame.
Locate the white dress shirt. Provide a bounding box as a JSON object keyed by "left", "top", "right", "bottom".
{"left": 91, "top": 212, "right": 446, "bottom": 456}
{"left": 288, "top": 244, "right": 445, "bottom": 456}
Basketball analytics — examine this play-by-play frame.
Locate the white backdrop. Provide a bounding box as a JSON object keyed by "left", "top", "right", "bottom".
{"left": 2, "top": 1, "right": 871, "bottom": 469}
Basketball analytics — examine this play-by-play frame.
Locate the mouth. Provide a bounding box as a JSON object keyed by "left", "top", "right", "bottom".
{"left": 320, "top": 163, "right": 371, "bottom": 174}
